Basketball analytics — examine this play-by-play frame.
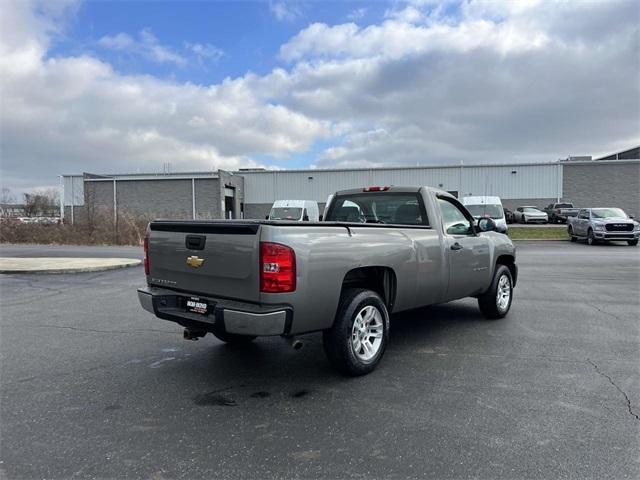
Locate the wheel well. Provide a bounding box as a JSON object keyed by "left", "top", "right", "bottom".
{"left": 496, "top": 255, "right": 517, "bottom": 286}
{"left": 341, "top": 267, "right": 397, "bottom": 311}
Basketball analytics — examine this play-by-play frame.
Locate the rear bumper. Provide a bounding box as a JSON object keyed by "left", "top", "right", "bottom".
{"left": 137, "top": 286, "right": 290, "bottom": 336}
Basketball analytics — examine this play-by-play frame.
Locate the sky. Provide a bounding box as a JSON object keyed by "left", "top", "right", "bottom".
{"left": 1, "top": 0, "right": 638, "bottom": 197}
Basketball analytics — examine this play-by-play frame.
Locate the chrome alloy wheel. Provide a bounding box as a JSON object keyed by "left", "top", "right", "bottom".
{"left": 496, "top": 274, "right": 511, "bottom": 312}
{"left": 351, "top": 305, "right": 384, "bottom": 361}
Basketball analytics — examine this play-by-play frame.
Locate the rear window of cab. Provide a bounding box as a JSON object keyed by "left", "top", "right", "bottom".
{"left": 325, "top": 193, "right": 429, "bottom": 226}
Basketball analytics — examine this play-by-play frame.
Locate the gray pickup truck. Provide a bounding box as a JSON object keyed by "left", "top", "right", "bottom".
{"left": 544, "top": 202, "right": 580, "bottom": 224}
{"left": 567, "top": 208, "right": 639, "bottom": 246}
{"left": 138, "top": 186, "right": 518, "bottom": 375}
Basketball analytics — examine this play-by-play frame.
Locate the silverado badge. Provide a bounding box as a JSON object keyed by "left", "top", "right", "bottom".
{"left": 186, "top": 256, "right": 204, "bottom": 268}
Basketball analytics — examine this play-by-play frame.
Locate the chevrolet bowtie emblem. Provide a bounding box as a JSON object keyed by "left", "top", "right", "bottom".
{"left": 186, "top": 256, "right": 204, "bottom": 268}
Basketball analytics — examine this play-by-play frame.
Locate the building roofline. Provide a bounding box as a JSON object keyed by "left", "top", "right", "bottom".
{"left": 233, "top": 161, "right": 562, "bottom": 174}
{"left": 594, "top": 145, "right": 639, "bottom": 160}
{"left": 60, "top": 158, "right": 639, "bottom": 179}
{"left": 560, "top": 159, "right": 639, "bottom": 166}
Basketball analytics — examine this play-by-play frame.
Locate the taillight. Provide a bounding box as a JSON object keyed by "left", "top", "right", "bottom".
{"left": 143, "top": 234, "right": 150, "bottom": 275}
{"left": 363, "top": 186, "right": 390, "bottom": 192}
{"left": 260, "top": 242, "right": 296, "bottom": 293}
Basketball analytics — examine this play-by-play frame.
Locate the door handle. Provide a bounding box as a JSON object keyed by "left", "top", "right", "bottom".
{"left": 450, "top": 242, "right": 463, "bottom": 251}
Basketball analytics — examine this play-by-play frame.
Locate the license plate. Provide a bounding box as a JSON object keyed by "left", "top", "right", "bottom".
{"left": 186, "top": 297, "right": 208, "bottom": 315}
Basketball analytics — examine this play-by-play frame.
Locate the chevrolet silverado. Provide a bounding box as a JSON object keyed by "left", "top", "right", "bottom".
{"left": 138, "top": 186, "right": 518, "bottom": 375}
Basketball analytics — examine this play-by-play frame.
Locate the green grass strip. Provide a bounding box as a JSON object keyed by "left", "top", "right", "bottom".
{"left": 508, "top": 226, "right": 568, "bottom": 240}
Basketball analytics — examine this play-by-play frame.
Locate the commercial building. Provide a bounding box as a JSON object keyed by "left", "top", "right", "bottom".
{"left": 61, "top": 146, "right": 640, "bottom": 223}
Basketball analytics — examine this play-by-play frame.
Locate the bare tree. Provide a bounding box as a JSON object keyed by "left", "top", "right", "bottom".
{"left": 1, "top": 188, "right": 15, "bottom": 204}
{"left": 23, "top": 188, "right": 60, "bottom": 217}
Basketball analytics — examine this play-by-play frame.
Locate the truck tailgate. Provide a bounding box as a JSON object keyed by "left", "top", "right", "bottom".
{"left": 148, "top": 221, "right": 261, "bottom": 302}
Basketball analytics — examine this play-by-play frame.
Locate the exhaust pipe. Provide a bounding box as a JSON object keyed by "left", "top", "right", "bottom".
{"left": 184, "top": 328, "right": 206, "bottom": 341}
{"left": 288, "top": 337, "right": 304, "bottom": 350}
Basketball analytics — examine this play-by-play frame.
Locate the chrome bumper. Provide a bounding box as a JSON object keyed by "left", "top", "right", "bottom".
{"left": 137, "top": 287, "right": 289, "bottom": 336}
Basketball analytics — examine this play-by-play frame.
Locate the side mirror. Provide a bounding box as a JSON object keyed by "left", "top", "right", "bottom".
{"left": 477, "top": 217, "right": 496, "bottom": 232}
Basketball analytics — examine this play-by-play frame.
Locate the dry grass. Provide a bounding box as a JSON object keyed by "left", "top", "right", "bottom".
{"left": 0, "top": 211, "right": 151, "bottom": 246}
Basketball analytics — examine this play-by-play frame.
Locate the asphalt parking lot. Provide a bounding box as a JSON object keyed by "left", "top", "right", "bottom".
{"left": 1, "top": 241, "right": 639, "bottom": 479}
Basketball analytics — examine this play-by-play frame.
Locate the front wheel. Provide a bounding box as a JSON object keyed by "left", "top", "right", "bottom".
{"left": 478, "top": 265, "right": 513, "bottom": 319}
{"left": 323, "top": 288, "right": 389, "bottom": 376}
{"left": 628, "top": 239, "right": 639, "bottom": 246}
{"left": 587, "top": 229, "right": 596, "bottom": 245}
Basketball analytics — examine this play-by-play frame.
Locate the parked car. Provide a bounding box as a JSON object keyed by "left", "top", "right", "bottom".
{"left": 544, "top": 202, "right": 579, "bottom": 224}
{"left": 138, "top": 186, "right": 518, "bottom": 376}
{"left": 567, "top": 208, "right": 639, "bottom": 246}
{"left": 514, "top": 206, "right": 548, "bottom": 224}
{"left": 503, "top": 208, "right": 514, "bottom": 224}
{"left": 461, "top": 196, "right": 508, "bottom": 233}
{"left": 266, "top": 200, "right": 319, "bottom": 221}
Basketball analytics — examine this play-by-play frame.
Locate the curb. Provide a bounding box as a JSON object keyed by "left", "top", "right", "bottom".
{"left": 0, "top": 258, "right": 142, "bottom": 274}
{"left": 511, "top": 239, "right": 569, "bottom": 242}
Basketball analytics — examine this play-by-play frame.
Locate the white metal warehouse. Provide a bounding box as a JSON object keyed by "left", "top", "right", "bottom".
{"left": 60, "top": 146, "right": 640, "bottom": 223}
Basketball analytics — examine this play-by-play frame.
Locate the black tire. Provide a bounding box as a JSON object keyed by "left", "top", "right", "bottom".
{"left": 587, "top": 229, "right": 596, "bottom": 246}
{"left": 628, "top": 239, "right": 639, "bottom": 246}
{"left": 212, "top": 331, "right": 256, "bottom": 344}
{"left": 323, "top": 288, "right": 389, "bottom": 376}
{"left": 568, "top": 226, "right": 577, "bottom": 242}
{"left": 478, "top": 265, "right": 513, "bottom": 320}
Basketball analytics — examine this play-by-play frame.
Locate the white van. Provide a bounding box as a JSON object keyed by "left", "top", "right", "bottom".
{"left": 267, "top": 200, "right": 320, "bottom": 221}
{"left": 461, "top": 196, "right": 508, "bottom": 233}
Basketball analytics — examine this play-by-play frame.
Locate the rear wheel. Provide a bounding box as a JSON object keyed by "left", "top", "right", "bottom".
{"left": 478, "top": 265, "right": 513, "bottom": 319}
{"left": 323, "top": 288, "right": 389, "bottom": 376}
{"left": 587, "top": 229, "right": 596, "bottom": 245}
{"left": 628, "top": 239, "right": 639, "bottom": 246}
{"left": 212, "top": 331, "right": 256, "bottom": 344}
{"left": 568, "top": 226, "right": 577, "bottom": 242}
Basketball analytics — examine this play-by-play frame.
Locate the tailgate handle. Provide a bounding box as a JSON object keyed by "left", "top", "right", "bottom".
{"left": 185, "top": 235, "right": 206, "bottom": 250}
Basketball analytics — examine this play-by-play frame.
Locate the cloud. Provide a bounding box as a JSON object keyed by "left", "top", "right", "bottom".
{"left": 347, "top": 8, "right": 367, "bottom": 21}
{"left": 269, "top": 1, "right": 302, "bottom": 22}
{"left": 98, "top": 29, "right": 188, "bottom": 66}
{"left": 185, "top": 42, "right": 224, "bottom": 63}
{"left": 276, "top": 0, "right": 639, "bottom": 167}
{"left": 0, "top": 1, "right": 328, "bottom": 192}
{"left": 1, "top": 0, "right": 638, "bottom": 194}
{"left": 279, "top": 15, "right": 552, "bottom": 62}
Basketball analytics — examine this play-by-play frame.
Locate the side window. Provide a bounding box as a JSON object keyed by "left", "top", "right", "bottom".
{"left": 578, "top": 209, "right": 588, "bottom": 219}
{"left": 517, "top": 207, "right": 522, "bottom": 212}
{"left": 438, "top": 198, "right": 472, "bottom": 235}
